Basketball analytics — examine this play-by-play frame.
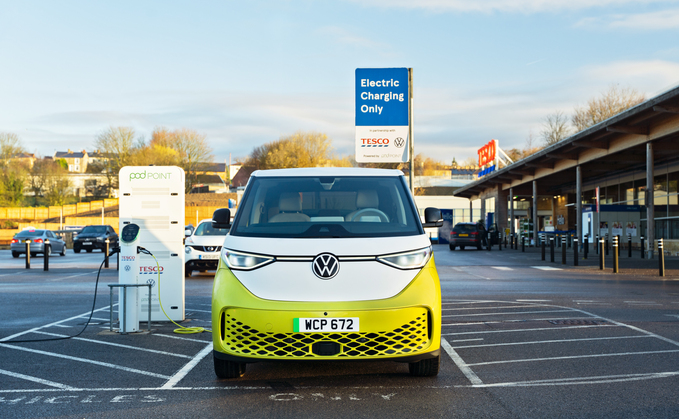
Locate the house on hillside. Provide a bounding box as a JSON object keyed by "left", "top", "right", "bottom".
{"left": 54, "top": 150, "right": 88, "bottom": 173}
{"left": 11, "top": 152, "right": 37, "bottom": 169}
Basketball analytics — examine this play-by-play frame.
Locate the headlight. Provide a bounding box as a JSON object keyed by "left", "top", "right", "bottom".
{"left": 185, "top": 246, "right": 192, "bottom": 254}
{"left": 222, "top": 249, "right": 274, "bottom": 271}
{"left": 377, "top": 246, "right": 432, "bottom": 270}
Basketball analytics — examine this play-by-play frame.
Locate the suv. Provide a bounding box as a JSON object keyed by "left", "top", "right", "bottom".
{"left": 449, "top": 222, "right": 489, "bottom": 250}
{"left": 210, "top": 168, "right": 443, "bottom": 378}
{"left": 73, "top": 225, "right": 118, "bottom": 253}
{"left": 185, "top": 219, "right": 229, "bottom": 276}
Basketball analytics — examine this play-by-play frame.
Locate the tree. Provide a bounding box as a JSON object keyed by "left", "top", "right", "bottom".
{"left": 572, "top": 85, "right": 645, "bottom": 132}
{"left": 541, "top": 111, "right": 572, "bottom": 146}
{"left": 28, "top": 159, "right": 72, "bottom": 205}
{"left": 246, "top": 131, "right": 338, "bottom": 170}
{"left": 0, "top": 132, "right": 24, "bottom": 166}
{"left": 149, "top": 127, "right": 214, "bottom": 193}
{"left": 94, "top": 126, "right": 138, "bottom": 197}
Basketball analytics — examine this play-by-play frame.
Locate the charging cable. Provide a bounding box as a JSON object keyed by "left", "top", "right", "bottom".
{"left": 137, "top": 246, "right": 210, "bottom": 335}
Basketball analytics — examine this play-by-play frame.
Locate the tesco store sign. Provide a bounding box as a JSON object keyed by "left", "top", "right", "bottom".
{"left": 478, "top": 140, "right": 497, "bottom": 167}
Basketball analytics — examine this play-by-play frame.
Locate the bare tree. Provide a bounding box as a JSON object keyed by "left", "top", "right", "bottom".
{"left": 541, "top": 111, "right": 572, "bottom": 146}
{"left": 572, "top": 85, "right": 646, "bottom": 132}
{"left": 94, "top": 126, "right": 138, "bottom": 197}
{"left": 149, "top": 127, "right": 214, "bottom": 192}
{"left": 0, "top": 132, "right": 24, "bottom": 167}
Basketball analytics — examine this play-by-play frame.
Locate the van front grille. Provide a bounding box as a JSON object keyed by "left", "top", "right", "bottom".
{"left": 221, "top": 313, "right": 429, "bottom": 358}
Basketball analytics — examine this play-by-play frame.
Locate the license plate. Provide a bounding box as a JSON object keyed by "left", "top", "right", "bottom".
{"left": 294, "top": 317, "right": 359, "bottom": 332}
{"left": 199, "top": 254, "right": 219, "bottom": 259}
{"left": 83, "top": 241, "right": 92, "bottom": 245}
{"left": 459, "top": 234, "right": 468, "bottom": 237}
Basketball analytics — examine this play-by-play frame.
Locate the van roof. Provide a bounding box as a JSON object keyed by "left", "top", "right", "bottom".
{"left": 251, "top": 167, "right": 404, "bottom": 178}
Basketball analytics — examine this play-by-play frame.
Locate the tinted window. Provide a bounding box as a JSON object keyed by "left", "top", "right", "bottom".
{"left": 194, "top": 222, "right": 229, "bottom": 236}
{"left": 81, "top": 226, "right": 106, "bottom": 234}
{"left": 230, "top": 176, "right": 422, "bottom": 238}
{"left": 16, "top": 230, "right": 44, "bottom": 237}
{"left": 453, "top": 224, "right": 476, "bottom": 233}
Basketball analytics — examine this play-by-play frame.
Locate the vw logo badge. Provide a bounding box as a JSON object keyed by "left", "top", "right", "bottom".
{"left": 312, "top": 253, "right": 339, "bottom": 280}
{"left": 394, "top": 137, "right": 405, "bottom": 148}
{"left": 124, "top": 265, "right": 131, "bottom": 272}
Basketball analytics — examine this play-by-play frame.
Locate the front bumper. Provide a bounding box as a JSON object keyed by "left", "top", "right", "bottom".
{"left": 212, "top": 257, "right": 441, "bottom": 362}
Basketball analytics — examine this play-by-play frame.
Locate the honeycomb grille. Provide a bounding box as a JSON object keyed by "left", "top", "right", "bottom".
{"left": 221, "top": 313, "right": 429, "bottom": 358}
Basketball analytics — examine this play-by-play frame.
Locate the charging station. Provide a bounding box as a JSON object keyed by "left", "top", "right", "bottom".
{"left": 119, "top": 166, "right": 186, "bottom": 322}
{"left": 119, "top": 223, "right": 141, "bottom": 332}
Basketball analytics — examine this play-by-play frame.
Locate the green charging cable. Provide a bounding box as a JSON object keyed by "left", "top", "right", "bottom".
{"left": 143, "top": 248, "right": 210, "bottom": 335}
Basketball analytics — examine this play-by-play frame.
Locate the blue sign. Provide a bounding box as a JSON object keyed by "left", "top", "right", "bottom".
{"left": 355, "top": 68, "right": 409, "bottom": 126}
{"left": 478, "top": 165, "right": 496, "bottom": 178}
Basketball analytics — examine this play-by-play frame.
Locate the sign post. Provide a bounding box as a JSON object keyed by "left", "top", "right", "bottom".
{"left": 355, "top": 67, "right": 412, "bottom": 186}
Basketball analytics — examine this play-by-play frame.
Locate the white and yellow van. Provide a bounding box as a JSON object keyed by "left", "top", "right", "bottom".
{"left": 211, "top": 168, "right": 443, "bottom": 378}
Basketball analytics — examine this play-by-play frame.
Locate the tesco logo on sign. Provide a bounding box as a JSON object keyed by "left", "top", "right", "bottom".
{"left": 140, "top": 266, "right": 164, "bottom": 275}
{"left": 361, "top": 138, "right": 390, "bottom": 145}
{"left": 478, "top": 140, "right": 497, "bottom": 167}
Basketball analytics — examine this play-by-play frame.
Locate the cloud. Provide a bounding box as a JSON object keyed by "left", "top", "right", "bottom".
{"left": 576, "top": 8, "right": 679, "bottom": 29}
{"left": 348, "top": 0, "right": 674, "bottom": 13}
{"left": 318, "top": 26, "right": 391, "bottom": 50}
{"left": 579, "top": 59, "right": 679, "bottom": 96}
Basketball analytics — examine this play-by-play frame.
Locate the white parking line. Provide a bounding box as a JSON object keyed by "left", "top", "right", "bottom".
{"left": 458, "top": 372, "right": 679, "bottom": 388}
{"left": 160, "top": 343, "right": 213, "bottom": 389}
{"left": 442, "top": 324, "right": 617, "bottom": 336}
{"left": 0, "top": 369, "right": 77, "bottom": 390}
{"left": 531, "top": 266, "right": 562, "bottom": 270}
{"left": 440, "top": 338, "right": 482, "bottom": 385}
{"left": 451, "top": 335, "right": 651, "bottom": 349}
{"left": 0, "top": 343, "right": 171, "bottom": 379}
{"left": 466, "top": 350, "right": 679, "bottom": 367}
{"left": 33, "top": 331, "right": 194, "bottom": 359}
{"left": 442, "top": 309, "right": 572, "bottom": 318}
{"left": 491, "top": 267, "right": 513, "bottom": 271}
{"left": 442, "top": 304, "right": 547, "bottom": 312}
{"left": 442, "top": 316, "right": 602, "bottom": 327}
{"left": 154, "top": 333, "right": 211, "bottom": 343}
{"left": 0, "top": 306, "right": 111, "bottom": 342}
{"left": 442, "top": 301, "right": 496, "bottom": 305}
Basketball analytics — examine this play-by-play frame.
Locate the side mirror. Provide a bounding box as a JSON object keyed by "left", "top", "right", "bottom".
{"left": 184, "top": 229, "right": 192, "bottom": 237}
{"left": 422, "top": 207, "right": 443, "bottom": 228}
{"left": 212, "top": 208, "right": 231, "bottom": 229}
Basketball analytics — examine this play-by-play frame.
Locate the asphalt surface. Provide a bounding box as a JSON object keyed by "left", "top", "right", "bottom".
{"left": 1, "top": 246, "right": 678, "bottom": 418}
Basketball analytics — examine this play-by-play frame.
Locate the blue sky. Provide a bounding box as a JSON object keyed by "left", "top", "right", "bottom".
{"left": 1, "top": 0, "right": 679, "bottom": 165}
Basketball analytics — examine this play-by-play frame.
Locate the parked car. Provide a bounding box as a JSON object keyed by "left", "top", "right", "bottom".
{"left": 11, "top": 229, "right": 67, "bottom": 257}
{"left": 184, "top": 219, "right": 229, "bottom": 276}
{"left": 73, "top": 225, "right": 118, "bottom": 253}
{"left": 449, "top": 222, "right": 492, "bottom": 250}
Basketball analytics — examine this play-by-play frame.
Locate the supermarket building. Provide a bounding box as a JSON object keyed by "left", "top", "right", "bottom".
{"left": 453, "top": 85, "right": 679, "bottom": 257}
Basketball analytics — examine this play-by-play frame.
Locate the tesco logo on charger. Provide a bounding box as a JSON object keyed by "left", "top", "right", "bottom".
{"left": 140, "top": 265, "right": 164, "bottom": 275}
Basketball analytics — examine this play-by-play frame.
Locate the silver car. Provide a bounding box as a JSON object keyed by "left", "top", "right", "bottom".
{"left": 11, "top": 229, "right": 67, "bottom": 258}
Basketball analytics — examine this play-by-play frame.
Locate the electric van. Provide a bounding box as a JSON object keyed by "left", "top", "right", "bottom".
{"left": 211, "top": 168, "right": 443, "bottom": 378}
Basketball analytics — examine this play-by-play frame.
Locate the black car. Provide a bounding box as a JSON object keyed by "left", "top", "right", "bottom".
{"left": 449, "top": 222, "right": 492, "bottom": 250}
{"left": 73, "top": 225, "right": 118, "bottom": 253}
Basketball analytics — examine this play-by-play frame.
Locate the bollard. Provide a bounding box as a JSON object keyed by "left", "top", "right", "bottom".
{"left": 25, "top": 240, "right": 31, "bottom": 269}
{"left": 550, "top": 237, "right": 555, "bottom": 263}
{"left": 574, "top": 237, "right": 579, "bottom": 266}
{"left": 522, "top": 236, "right": 525, "bottom": 252}
{"left": 504, "top": 234, "right": 507, "bottom": 249}
{"left": 541, "top": 238, "right": 546, "bottom": 261}
{"left": 659, "top": 239, "right": 665, "bottom": 277}
{"left": 595, "top": 234, "right": 599, "bottom": 255}
{"left": 616, "top": 235, "right": 621, "bottom": 257}
{"left": 613, "top": 236, "right": 619, "bottom": 273}
{"left": 117, "top": 252, "right": 119, "bottom": 271}
{"left": 605, "top": 235, "right": 609, "bottom": 256}
{"left": 568, "top": 234, "right": 572, "bottom": 249}
{"left": 584, "top": 235, "right": 589, "bottom": 260}
{"left": 43, "top": 239, "right": 50, "bottom": 272}
{"left": 487, "top": 232, "right": 491, "bottom": 251}
{"left": 599, "top": 238, "right": 605, "bottom": 270}
{"left": 562, "top": 235, "right": 567, "bottom": 264}
{"left": 105, "top": 239, "right": 110, "bottom": 268}
{"left": 628, "top": 235, "right": 632, "bottom": 258}
{"left": 498, "top": 232, "right": 502, "bottom": 251}
{"left": 640, "top": 236, "right": 645, "bottom": 259}
{"left": 557, "top": 233, "right": 561, "bottom": 248}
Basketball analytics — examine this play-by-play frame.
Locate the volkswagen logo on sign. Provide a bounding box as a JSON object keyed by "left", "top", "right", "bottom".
{"left": 394, "top": 137, "right": 405, "bottom": 148}
{"left": 312, "top": 253, "right": 339, "bottom": 280}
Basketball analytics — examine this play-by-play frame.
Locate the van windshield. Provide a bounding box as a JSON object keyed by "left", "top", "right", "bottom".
{"left": 230, "top": 176, "right": 423, "bottom": 238}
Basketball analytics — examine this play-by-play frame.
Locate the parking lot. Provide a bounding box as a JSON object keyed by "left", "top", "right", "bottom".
{"left": 1, "top": 247, "right": 679, "bottom": 418}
